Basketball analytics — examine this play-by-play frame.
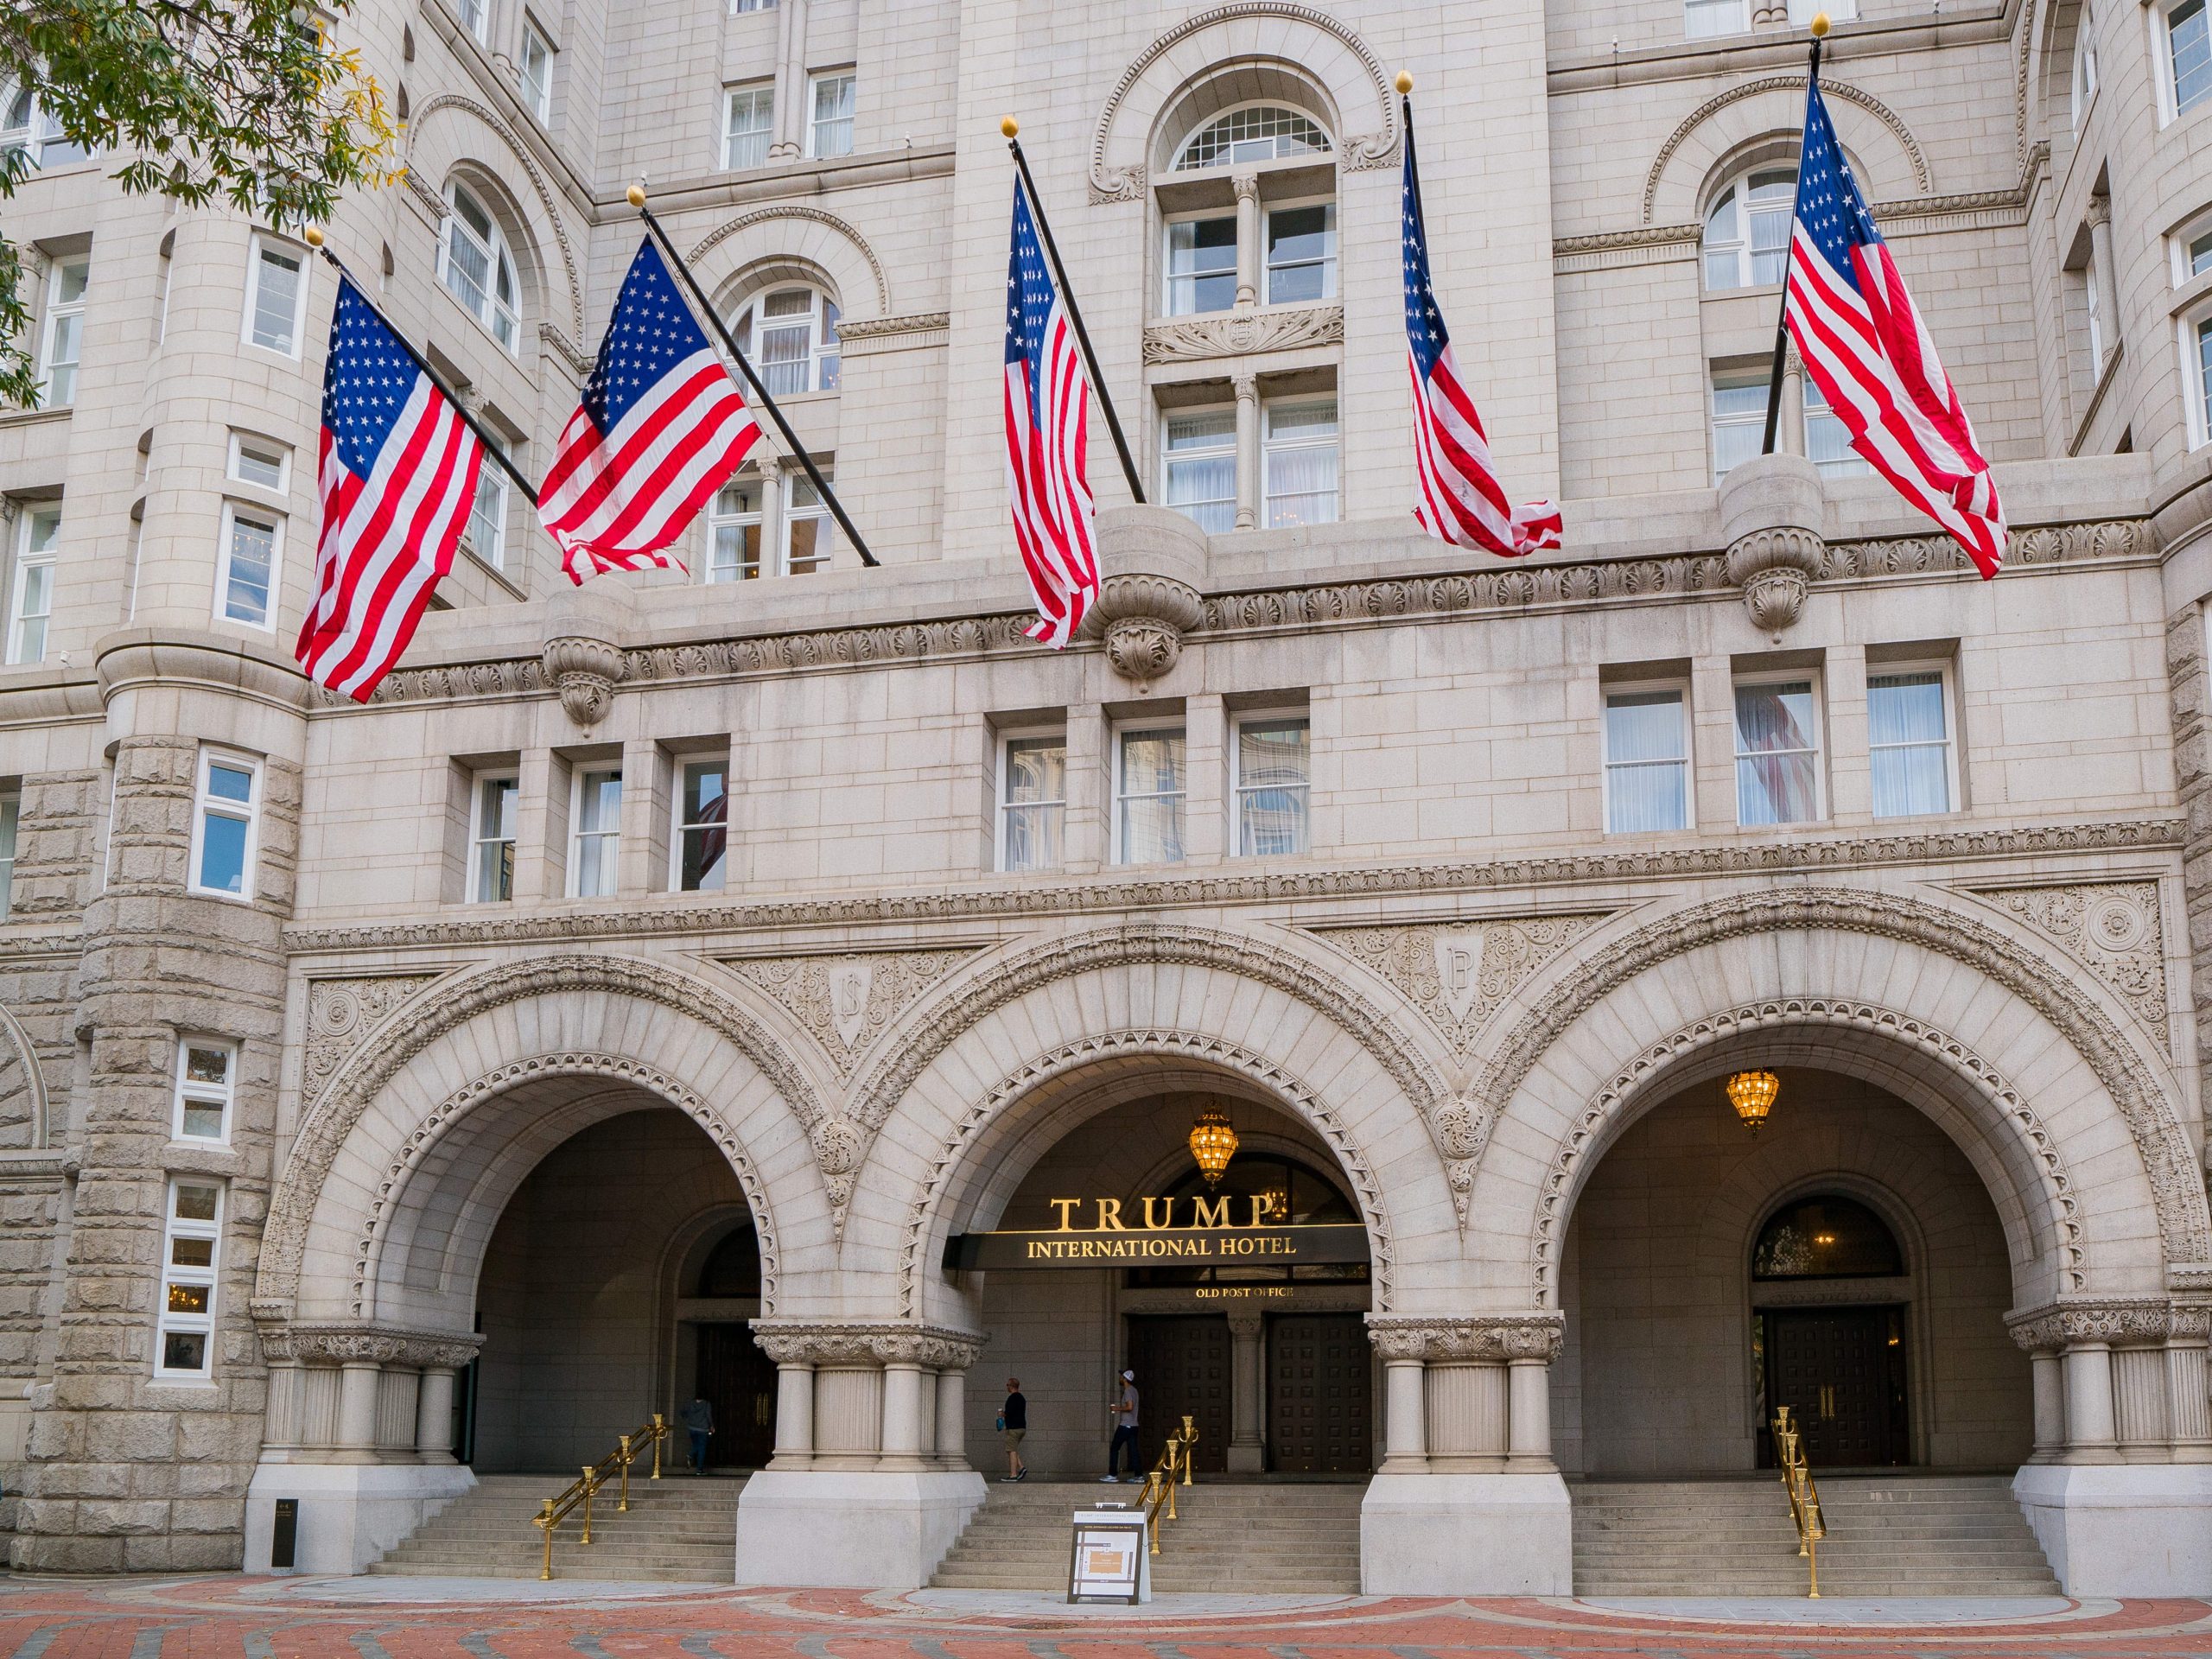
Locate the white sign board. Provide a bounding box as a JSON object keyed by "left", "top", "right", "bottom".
{"left": 1067, "top": 1506, "right": 1151, "bottom": 1604}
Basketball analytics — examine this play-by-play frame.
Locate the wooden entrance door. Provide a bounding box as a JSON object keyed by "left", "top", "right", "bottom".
{"left": 1268, "top": 1313, "right": 1373, "bottom": 1474}
{"left": 1124, "top": 1315, "right": 1230, "bottom": 1473}
{"left": 695, "top": 1323, "right": 778, "bottom": 1469}
{"left": 1762, "top": 1306, "right": 1908, "bottom": 1467}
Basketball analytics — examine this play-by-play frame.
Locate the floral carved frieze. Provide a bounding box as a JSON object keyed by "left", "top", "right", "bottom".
{"left": 1364, "top": 1313, "right": 1563, "bottom": 1363}
{"left": 303, "top": 974, "right": 446, "bottom": 1105}
{"left": 1309, "top": 914, "right": 1607, "bottom": 1058}
{"left": 726, "top": 948, "right": 982, "bottom": 1079}
{"left": 258, "top": 1322, "right": 481, "bottom": 1370}
{"left": 1141, "top": 305, "right": 1343, "bottom": 364}
{"left": 748, "top": 1320, "right": 985, "bottom": 1370}
{"left": 1971, "top": 883, "right": 2169, "bottom": 1054}
{"left": 2006, "top": 1299, "right": 2183, "bottom": 1352}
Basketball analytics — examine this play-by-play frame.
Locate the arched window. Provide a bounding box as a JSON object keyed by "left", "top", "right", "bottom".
{"left": 1172, "top": 105, "right": 1332, "bottom": 172}
{"left": 1703, "top": 167, "right": 1796, "bottom": 291}
{"left": 694, "top": 1224, "right": 761, "bottom": 1298}
{"left": 2072, "top": 4, "right": 2101, "bottom": 126}
{"left": 1751, "top": 1195, "right": 1904, "bottom": 1280}
{"left": 439, "top": 181, "right": 520, "bottom": 353}
{"left": 735, "top": 286, "right": 840, "bottom": 396}
{"left": 1125, "top": 1150, "right": 1367, "bottom": 1286}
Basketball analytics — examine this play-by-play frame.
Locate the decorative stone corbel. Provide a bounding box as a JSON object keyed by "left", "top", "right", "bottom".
{"left": 1088, "top": 505, "right": 1209, "bottom": 688}
{"left": 1717, "top": 451, "right": 1827, "bottom": 640}
{"left": 542, "top": 635, "right": 626, "bottom": 727}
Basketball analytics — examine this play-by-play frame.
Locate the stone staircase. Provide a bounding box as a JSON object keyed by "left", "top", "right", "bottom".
{"left": 931, "top": 1479, "right": 1366, "bottom": 1592}
{"left": 1570, "top": 1473, "right": 2061, "bottom": 1596}
{"left": 368, "top": 1472, "right": 744, "bottom": 1582}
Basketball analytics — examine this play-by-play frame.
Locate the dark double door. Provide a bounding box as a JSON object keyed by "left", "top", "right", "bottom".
{"left": 695, "top": 1323, "right": 778, "bottom": 1469}
{"left": 1761, "top": 1305, "right": 1909, "bottom": 1468}
{"left": 1268, "top": 1313, "right": 1371, "bottom": 1474}
{"left": 1125, "top": 1315, "right": 1231, "bottom": 1472}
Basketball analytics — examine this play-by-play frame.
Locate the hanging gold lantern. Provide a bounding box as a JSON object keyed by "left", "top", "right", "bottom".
{"left": 1189, "top": 1102, "right": 1239, "bottom": 1187}
{"left": 1727, "top": 1070, "right": 1780, "bottom": 1133}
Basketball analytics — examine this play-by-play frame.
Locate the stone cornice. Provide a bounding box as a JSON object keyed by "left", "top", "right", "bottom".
{"left": 283, "top": 817, "right": 2181, "bottom": 955}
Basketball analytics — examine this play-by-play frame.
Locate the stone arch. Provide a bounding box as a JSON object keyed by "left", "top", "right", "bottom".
{"left": 897, "top": 1029, "right": 1400, "bottom": 1320}
{"left": 686, "top": 207, "right": 891, "bottom": 321}
{"left": 257, "top": 952, "right": 826, "bottom": 1313}
{"left": 2029, "top": 0, "right": 2095, "bottom": 145}
{"left": 1643, "top": 76, "right": 1931, "bottom": 226}
{"left": 1088, "top": 3, "right": 1400, "bottom": 202}
{"left": 0, "top": 998, "right": 49, "bottom": 1150}
{"left": 404, "top": 94, "right": 586, "bottom": 344}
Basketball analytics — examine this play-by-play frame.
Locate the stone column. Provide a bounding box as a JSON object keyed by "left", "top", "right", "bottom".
{"left": 2167, "top": 1309, "right": 2211, "bottom": 1461}
{"left": 1226, "top": 1311, "right": 1266, "bottom": 1473}
{"left": 1232, "top": 172, "right": 1261, "bottom": 308}
{"left": 334, "top": 1361, "right": 382, "bottom": 1465}
{"left": 262, "top": 1353, "right": 308, "bottom": 1461}
{"left": 2063, "top": 1344, "right": 2120, "bottom": 1462}
{"left": 768, "top": 0, "right": 810, "bottom": 159}
{"left": 415, "top": 1368, "right": 458, "bottom": 1464}
{"left": 1369, "top": 1323, "right": 1429, "bottom": 1473}
{"left": 771, "top": 1363, "right": 816, "bottom": 1468}
{"left": 935, "top": 1368, "right": 969, "bottom": 1470}
{"left": 2112, "top": 1344, "right": 2171, "bottom": 1459}
{"left": 1508, "top": 1359, "right": 1554, "bottom": 1468}
{"left": 2030, "top": 1350, "right": 2067, "bottom": 1463}
{"left": 1233, "top": 371, "right": 1261, "bottom": 531}
{"left": 2085, "top": 196, "right": 2118, "bottom": 367}
{"left": 1779, "top": 342, "right": 1807, "bottom": 459}
{"left": 880, "top": 1358, "right": 929, "bottom": 1471}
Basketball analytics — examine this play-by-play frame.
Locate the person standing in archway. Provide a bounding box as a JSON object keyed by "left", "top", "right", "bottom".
{"left": 679, "top": 1394, "right": 714, "bottom": 1475}
{"left": 1103, "top": 1368, "right": 1139, "bottom": 1482}
{"left": 999, "top": 1377, "right": 1027, "bottom": 1482}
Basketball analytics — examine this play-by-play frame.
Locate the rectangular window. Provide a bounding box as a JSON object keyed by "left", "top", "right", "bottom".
{"left": 1265, "top": 204, "right": 1337, "bottom": 304}
{"left": 809, "top": 72, "right": 855, "bottom": 158}
{"left": 2085, "top": 251, "right": 2105, "bottom": 364}
{"left": 999, "top": 733, "right": 1066, "bottom": 874}
{"left": 675, "top": 759, "right": 729, "bottom": 892}
{"left": 733, "top": 0, "right": 778, "bottom": 10}
{"left": 1165, "top": 216, "right": 1236, "bottom": 316}
{"left": 1711, "top": 374, "right": 1766, "bottom": 482}
{"left": 156, "top": 1179, "right": 223, "bottom": 1379}
{"left": 2190, "top": 228, "right": 2212, "bottom": 279}
{"left": 1868, "top": 669, "right": 1955, "bottom": 817}
{"left": 1604, "top": 689, "right": 1691, "bottom": 834}
{"left": 1803, "top": 380, "right": 1871, "bottom": 478}
{"left": 36, "top": 256, "right": 88, "bottom": 408}
{"left": 456, "top": 0, "right": 492, "bottom": 44}
{"left": 725, "top": 83, "right": 773, "bottom": 168}
{"left": 708, "top": 474, "right": 765, "bottom": 581}
{"left": 1233, "top": 715, "right": 1310, "bottom": 857}
{"left": 470, "top": 773, "right": 518, "bottom": 902}
{"left": 1734, "top": 678, "right": 1823, "bottom": 826}
{"left": 215, "top": 505, "right": 280, "bottom": 628}
{"left": 1164, "top": 409, "right": 1236, "bottom": 534}
{"left": 1263, "top": 399, "right": 1339, "bottom": 528}
{"left": 1787, "top": 0, "right": 1853, "bottom": 19}
{"left": 519, "top": 21, "right": 555, "bottom": 123}
{"left": 227, "top": 435, "right": 290, "bottom": 492}
{"left": 0, "top": 790, "right": 18, "bottom": 914}
{"left": 173, "top": 1038, "right": 237, "bottom": 1143}
{"left": 2172, "top": 0, "right": 2210, "bottom": 117}
{"left": 463, "top": 467, "right": 509, "bottom": 570}
{"left": 9, "top": 507, "right": 59, "bottom": 665}
{"left": 1116, "top": 727, "right": 1186, "bottom": 865}
{"left": 785, "top": 472, "right": 833, "bottom": 575}
{"left": 2196, "top": 316, "right": 2212, "bottom": 445}
{"left": 1686, "top": 0, "right": 1750, "bottom": 39}
{"left": 245, "top": 238, "right": 307, "bottom": 357}
{"left": 191, "top": 749, "right": 259, "bottom": 899}
{"left": 570, "top": 767, "right": 621, "bottom": 898}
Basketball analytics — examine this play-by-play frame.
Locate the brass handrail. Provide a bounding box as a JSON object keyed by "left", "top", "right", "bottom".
{"left": 1771, "top": 1405, "right": 1827, "bottom": 1599}
{"left": 531, "top": 1413, "right": 670, "bottom": 1580}
{"left": 1139, "top": 1414, "right": 1198, "bottom": 1556}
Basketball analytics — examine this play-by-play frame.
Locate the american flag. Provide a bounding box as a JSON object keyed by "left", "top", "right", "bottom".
{"left": 539, "top": 238, "right": 762, "bottom": 583}
{"left": 296, "top": 275, "right": 485, "bottom": 702}
{"left": 1004, "top": 175, "right": 1099, "bottom": 647}
{"left": 1786, "top": 78, "right": 2005, "bottom": 577}
{"left": 1402, "top": 116, "right": 1561, "bottom": 557}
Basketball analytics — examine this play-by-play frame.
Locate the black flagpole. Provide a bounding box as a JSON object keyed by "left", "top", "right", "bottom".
{"left": 308, "top": 234, "right": 539, "bottom": 500}
{"left": 630, "top": 188, "right": 880, "bottom": 568}
{"left": 1760, "top": 16, "right": 1830, "bottom": 456}
{"left": 1002, "top": 118, "right": 1147, "bottom": 505}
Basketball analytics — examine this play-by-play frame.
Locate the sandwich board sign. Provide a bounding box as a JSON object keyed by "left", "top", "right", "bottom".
{"left": 1067, "top": 1503, "right": 1150, "bottom": 1604}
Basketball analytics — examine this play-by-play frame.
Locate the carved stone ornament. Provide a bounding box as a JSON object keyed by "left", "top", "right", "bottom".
{"left": 542, "top": 634, "right": 627, "bottom": 728}
{"left": 747, "top": 1320, "right": 985, "bottom": 1370}
{"left": 258, "top": 1321, "right": 482, "bottom": 1370}
{"left": 2006, "top": 1299, "right": 2181, "bottom": 1352}
{"left": 1363, "top": 1313, "right": 1564, "bottom": 1363}
{"left": 1095, "top": 574, "right": 1205, "bottom": 687}
{"left": 303, "top": 974, "right": 445, "bottom": 1105}
{"left": 1726, "top": 526, "right": 1824, "bottom": 636}
{"left": 1972, "top": 882, "right": 2170, "bottom": 1054}
{"left": 807, "top": 1115, "right": 866, "bottom": 1223}
{"left": 1141, "top": 305, "right": 1343, "bottom": 365}
{"left": 728, "top": 948, "right": 981, "bottom": 1078}
{"left": 1311, "top": 914, "right": 1605, "bottom": 1058}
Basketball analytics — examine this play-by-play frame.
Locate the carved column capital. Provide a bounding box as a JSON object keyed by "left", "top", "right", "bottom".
{"left": 2007, "top": 1298, "right": 2178, "bottom": 1352}
{"left": 747, "top": 1319, "right": 986, "bottom": 1370}
{"left": 258, "top": 1321, "right": 481, "bottom": 1370}
{"left": 1364, "top": 1312, "right": 1563, "bottom": 1362}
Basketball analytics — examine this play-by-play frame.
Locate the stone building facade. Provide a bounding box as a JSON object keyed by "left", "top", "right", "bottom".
{"left": 1, "top": 0, "right": 2210, "bottom": 1597}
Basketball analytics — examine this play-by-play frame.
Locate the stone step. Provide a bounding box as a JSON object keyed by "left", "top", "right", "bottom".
{"left": 368, "top": 1471, "right": 749, "bottom": 1581}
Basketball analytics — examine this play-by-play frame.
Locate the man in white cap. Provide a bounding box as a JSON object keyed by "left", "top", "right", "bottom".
{"left": 1103, "top": 1368, "right": 1140, "bottom": 1481}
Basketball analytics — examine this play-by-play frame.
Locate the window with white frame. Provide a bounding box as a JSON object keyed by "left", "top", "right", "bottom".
{"left": 808, "top": 71, "right": 855, "bottom": 158}
{"left": 2169, "top": 0, "right": 2210, "bottom": 118}
{"left": 0, "top": 77, "right": 88, "bottom": 168}
{"left": 707, "top": 472, "right": 765, "bottom": 581}
{"left": 1115, "top": 726, "right": 1186, "bottom": 865}
{"left": 736, "top": 288, "right": 840, "bottom": 395}
{"left": 2183, "top": 224, "right": 2212, "bottom": 283}
{"left": 156, "top": 1179, "right": 224, "bottom": 1378}
{"left": 1686, "top": 0, "right": 1750, "bottom": 41}
{"left": 2085, "top": 249, "right": 2106, "bottom": 364}
{"left": 155, "top": 236, "right": 173, "bottom": 346}
{"left": 998, "top": 731, "right": 1066, "bottom": 874}
{"left": 243, "top": 237, "right": 307, "bottom": 356}
{"left": 2072, "top": 3, "right": 2101, "bottom": 124}
{"left": 216, "top": 503, "right": 281, "bottom": 628}
{"left": 1867, "top": 667, "right": 1956, "bottom": 817}
{"left": 0, "top": 789, "right": 17, "bottom": 914}
{"left": 1733, "top": 676, "right": 1823, "bottom": 826}
{"left": 1164, "top": 408, "right": 1236, "bottom": 533}
{"left": 172, "top": 1037, "right": 237, "bottom": 1143}
{"left": 36, "top": 256, "right": 88, "bottom": 408}
{"left": 469, "top": 772, "right": 518, "bottom": 902}
{"left": 783, "top": 472, "right": 835, "bottom": 574}
{"left": 519, "top": 19, "right": 555, "bottom": 123}
{"left": 1711, "top": 372, "right": 1766, "bottom": 482}
{"left": 1164, "top": 213, "right": 1237, "bottom": 316}
{"left": 8, "top": 507, "right": 60, "bottom": 665}
{"left": 724, "top": 83, "right": 772, "bottom": 168}
{"left": 440, "top": 183, "right": 521, "bottom": 353}
{"left": 1703, "top": 168, "right": 1796, "bottom": 291}
{"left": 1232, "top": 714, "right": 1309, "bottom": 857}
{"left": 1604, "top": 687, "right": 1691, "bottom": 834}
{"left": 1172, "top": 105, "right": 1331, "bottom": 171}
{"left": 570, "top": 767, "right": 621, "bottom": 897}
{"left": 463, "top": 466, "right": 509, "bottom": 569}
{"left": 191, "top": 749, "right": 260, "bottom": 899}
{"left": 455, "top": 0, "right": 492, "bottom": 46}
{"left": 1265, "top": 203, "right": 1336, "bottom": 304}
{"left": 732, "top": 0, "right": 777, "bottom": 10}
{"left": 674, "top": 757, "right": 729, "bottom": 892}
{"left": 2185, "top": 309, "right": 2212, "bottom": 448}
{"left": 1804, "top": 378, "right": 1871, "bottom": 478}
{"left": 1263, "top": 399, "right": 1339, "bottom": 527}
{"left": 227, "top": 434, "right": 289, "bottom": 493}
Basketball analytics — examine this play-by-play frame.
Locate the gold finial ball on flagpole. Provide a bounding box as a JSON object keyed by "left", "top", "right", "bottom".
{"left": 626, "top": 183, "right": 646, "bottom": 207}
{"left": 303, "top": 226, "right": 325, "bottom": 250}
{"left": 1394, "top": 70, "right": 1413, "bottom": 95}
{"left": 1001, "top": 115, "right": 1019, "bottom": 138}
{"left": 1810, "top": 10, "right": 1832, "bottom": 35}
